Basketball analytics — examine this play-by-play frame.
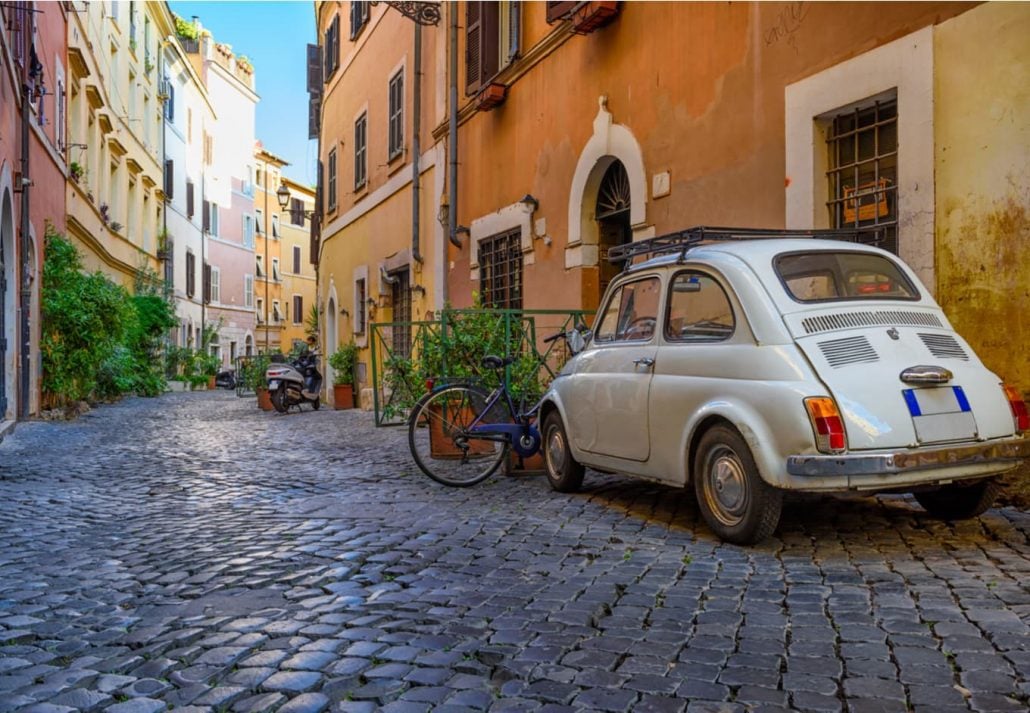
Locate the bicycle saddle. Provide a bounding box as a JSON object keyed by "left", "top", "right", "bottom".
{"left": 481, "top": 355, "right": 515, "bottom": 370}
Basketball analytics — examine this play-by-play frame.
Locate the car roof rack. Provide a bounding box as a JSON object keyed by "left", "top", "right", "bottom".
{"left": 607, "top": 225, "right": 885, "bottom": 268}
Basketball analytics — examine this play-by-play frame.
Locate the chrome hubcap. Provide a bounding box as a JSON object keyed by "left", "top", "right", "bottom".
{"left": 705, "top": 447, "right": 748, "bottom": 526}
{"left": 547, "top": 428, "right": 565, "bottom": 475}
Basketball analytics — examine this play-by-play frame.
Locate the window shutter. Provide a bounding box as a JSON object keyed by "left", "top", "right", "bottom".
{"left": 202, "top": 200, "right": 210, "bottom": 231}
{"left": 306, "top": 43, "right": 322, "bottom": 94}
{"left": 465, "top": 2, "right": 482, "bottom": 95}
{"left": 164, "top": 159, "right": 174, "bottom": 198}
{"left": 293, "top": 295, "right": 303, "bottom": 324}
{"left": 308, "top": 95, "right": 321, "bottom": 140}
{"left": 185, "top": 252, "right": 195, "bottom": 298}
{"left": 203, "top": 263, "right": 211, "bottom": 304}
{"left": 480, "top": 2, "right": 500, "bottom": 87}
{"left": 546, "top": 1, "right": 578, "bottom": 23}
{"left": 186, "top": 180, "right": 194, "bottom": 218}
{"left": 323, "top": 24, "right": 333, "bottom": 82}
{"left": 293, "top": 245, "right": 301, "bottom": 274}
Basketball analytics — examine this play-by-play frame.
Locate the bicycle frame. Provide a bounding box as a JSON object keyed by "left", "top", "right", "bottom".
{"left": 445, "top": 382, "right": 545, "bottom": 458}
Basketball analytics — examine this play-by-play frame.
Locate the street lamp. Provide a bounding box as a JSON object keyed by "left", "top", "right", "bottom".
{"left": 276, "top": 182, "right": 291, "bottom": 211}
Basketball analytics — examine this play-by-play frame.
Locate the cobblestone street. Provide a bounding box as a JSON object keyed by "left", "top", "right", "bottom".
{"left": 0, "top": 392, "right": 1028, "bottom": 713}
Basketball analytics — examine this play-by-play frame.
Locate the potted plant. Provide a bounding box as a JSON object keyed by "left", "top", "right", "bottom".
{"left": 328, "top": 343, "right": 358, "bottom": 410}
{"left": 191, "top": 352, "right": 219, "bottom": 390}
{"left": 250, "top": 355, "right": 273, "bottom": 410}
{"left": 69, "top": 162, "right": 84, "bottom": 183}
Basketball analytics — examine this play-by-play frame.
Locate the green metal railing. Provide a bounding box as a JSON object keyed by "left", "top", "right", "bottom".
{"left": 370, "top": 308, "right": 594, "bottom": 426}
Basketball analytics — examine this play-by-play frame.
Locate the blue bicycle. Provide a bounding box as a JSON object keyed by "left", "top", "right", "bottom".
{"left": 407, "top": 332, "right": 568, "bottom": 487}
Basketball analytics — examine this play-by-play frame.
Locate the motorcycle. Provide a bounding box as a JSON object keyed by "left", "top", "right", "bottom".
{"left": 265, "top": 352, "right": 323, "bottom": 412}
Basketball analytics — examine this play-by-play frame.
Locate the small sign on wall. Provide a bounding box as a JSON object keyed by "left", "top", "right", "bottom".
{"left": 652, "top": 171, "right": 671, "bottom": 199}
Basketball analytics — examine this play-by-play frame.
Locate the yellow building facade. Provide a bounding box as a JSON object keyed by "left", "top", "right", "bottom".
{"left": 314, "top": 1, "right": 445, "bottom": 406}
{"left": 253, "top": 147, "right": 286, "bottom": 353}
{"left": 66, "top": 0, "right": 171, "bottom": 286}
{"left": 278, "top": 178, "right": 317, "bottom": 352}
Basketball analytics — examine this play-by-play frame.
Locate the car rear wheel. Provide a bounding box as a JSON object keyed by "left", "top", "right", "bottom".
{"left": 693, "top": 425, "right": 782, "bottom": 544}
{"left": 913, "top": 477, "right": 1000, "bottom": 520}
{"left": 543, "top": 411, "right": 584, "bottom": 493}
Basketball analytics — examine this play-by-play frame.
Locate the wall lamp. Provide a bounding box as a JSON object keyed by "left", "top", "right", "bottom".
{"left": 519, "top": 193, "right": 539, "bottom": 212}
{"left": 339, "top": 307, "right": 350, "bottom": 317}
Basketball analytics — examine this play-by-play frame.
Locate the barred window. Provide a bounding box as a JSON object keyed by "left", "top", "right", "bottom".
{"left": 355, "top": 277, "right": 367, "bottom": 334}
{"left": 826, "top": 96, "right": 898, "bottom": 254}
{"left": 391, "top": 269, "right": 411, "bottom": 359}
{"left": 479, "top": 229, "right": 522, "bottom": 309}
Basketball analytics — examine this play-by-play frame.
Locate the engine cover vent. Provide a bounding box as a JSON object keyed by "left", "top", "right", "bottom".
{"left": 918, "top": 333, "right": 969, "bottom": 361}
{"left": 802, "top": 310, "right": 943, "bottom": 334}
{"left": 818, "top": 335, "right": 879, "bottom": 368}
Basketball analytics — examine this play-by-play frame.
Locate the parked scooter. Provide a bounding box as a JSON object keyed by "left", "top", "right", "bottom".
{"left": 215, "top": 367, "right": 236, "bottom": 390}
{"left": 265, "top": 352, "right": 323, "bottom": 412}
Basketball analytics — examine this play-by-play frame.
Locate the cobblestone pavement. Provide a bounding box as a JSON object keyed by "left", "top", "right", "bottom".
{"left": 1, "top": 392, "right": 1029, "bottom": 713}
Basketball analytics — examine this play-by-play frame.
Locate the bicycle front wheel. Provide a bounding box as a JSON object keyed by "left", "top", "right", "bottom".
{"left": 408, "top": 385, "right": 508, "bottom": 487}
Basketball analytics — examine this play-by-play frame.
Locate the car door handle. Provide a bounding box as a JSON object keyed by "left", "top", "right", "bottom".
{"left": 633, "top": 357, "right": 655, "bottom": 367}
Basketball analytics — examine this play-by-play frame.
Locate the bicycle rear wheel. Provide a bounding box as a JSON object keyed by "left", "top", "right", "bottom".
{"left": 408, "top": 385, "right": 508, "bottom": 487}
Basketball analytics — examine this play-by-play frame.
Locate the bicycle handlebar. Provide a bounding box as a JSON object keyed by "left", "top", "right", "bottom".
{"left": 543, "top": 331, "right": 564, "bottom": 344}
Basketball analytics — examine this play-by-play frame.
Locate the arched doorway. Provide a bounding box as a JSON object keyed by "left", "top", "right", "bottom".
{"left": 0, "top": 189, "right": 14, "bottom": 419}
{"left": 596, "top": 160, "right": 632, "bottom": 296}
{"left": 244, "top": 334, "right": 253, "bottom": 356}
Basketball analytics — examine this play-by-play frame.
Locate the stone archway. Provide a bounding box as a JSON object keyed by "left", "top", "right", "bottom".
{"left": 566, "top": 96, "right": 649, "bottom": 308}
{"left": 1, "top": 185, "right": 14, "bottom": 420}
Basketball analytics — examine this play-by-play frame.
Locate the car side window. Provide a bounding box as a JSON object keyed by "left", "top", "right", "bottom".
{"left": 666, "top": 272, "right": 735, "bottom": 342}
{"left": 595, "top": 277, "right": 661, "bottom": 343}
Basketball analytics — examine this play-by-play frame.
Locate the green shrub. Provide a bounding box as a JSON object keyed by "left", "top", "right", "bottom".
{"left": 41, "top": 227, "right": 178, "bottom": 406}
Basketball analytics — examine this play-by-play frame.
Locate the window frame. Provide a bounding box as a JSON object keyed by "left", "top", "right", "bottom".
{"left": 355, "top": 277, "right": 367, "bottom": 335}
{"left": 292, "top": 295, "right": 303, "bottom": 324}
{"left": 350, "top": 1, "right": 369, "bottom": 41}
{"left": 388, "top": 68, "right": 404, "bottom": 161}
{"left": 327, "top": 147, "right": 338, "bottom": 211}
{"left": 353, "top": 113, "right": 367, "bottom": 190}
{"left": 593, "top": 275, "right": 662, "bottom": 345}
{"left": 244, "top": 273, "right": 254, "bottom": 307}
{"left": 209, "top": 266, "right": 221, "bottom": 304}
{"left": 664, "top": 270, "right": 737, "bottom": 344}
{"left": 478, "top": 228, "right": 523, "bottom": 309}
{"left": 773, "top": 250, "right": 921, "bottom": 304}
{"left": 292, "top": 245, "right": 301, "bottom": 274}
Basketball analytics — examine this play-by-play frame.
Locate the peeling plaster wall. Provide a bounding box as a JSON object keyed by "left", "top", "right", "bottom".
{"left": 934, "top": 3, "right": 1030, "bottom": 396}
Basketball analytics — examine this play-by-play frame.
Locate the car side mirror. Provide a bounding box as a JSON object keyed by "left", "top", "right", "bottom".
{"left": 568, "top": 329, "right": 591, "bottom": 354}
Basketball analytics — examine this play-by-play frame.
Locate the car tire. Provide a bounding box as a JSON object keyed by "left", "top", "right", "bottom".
{"left": 913, "top": 477, "right": 1000, "bottom": 520}
{"left": 693, "top": 425, "right": 782, "bottom": 544}
{"left": 543, "top": 411, "right": 584, "bottom": 493}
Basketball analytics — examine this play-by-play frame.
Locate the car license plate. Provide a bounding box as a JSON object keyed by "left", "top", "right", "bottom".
{"left": 903, "top": 386, "right": 977, "bottom": 444}
{"left": 268, "top": 380, "right": 279, "bottom": 390}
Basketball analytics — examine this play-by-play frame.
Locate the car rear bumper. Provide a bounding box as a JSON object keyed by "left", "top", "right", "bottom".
{"left": 786, "top": 437, "right": 1029, "bottom": 482}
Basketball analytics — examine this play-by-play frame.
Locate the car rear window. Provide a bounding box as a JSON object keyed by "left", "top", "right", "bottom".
{"left": 774, "top": 251, "right": 919, "bottom": 303}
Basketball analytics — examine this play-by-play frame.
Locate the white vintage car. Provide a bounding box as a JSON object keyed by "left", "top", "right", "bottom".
{"left": 539, "top": 228, "right": 1029, "bottom": 544}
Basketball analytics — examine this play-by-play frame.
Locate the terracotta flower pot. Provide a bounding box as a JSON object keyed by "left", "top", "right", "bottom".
{"left": 207, "top": 375, "right": 216, "bottom": 390}
{"left": 333, "top": 383, "right": 354, "bottom": 410}
{"left": 427, "top": 404, "right": 496, "bottom": 458}
{"left": 256, "top": 387, "right": 274, "bottom": 411}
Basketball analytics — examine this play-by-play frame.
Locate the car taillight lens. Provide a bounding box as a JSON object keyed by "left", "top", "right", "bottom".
{"left": 1003, "top": 384, "right": 1028, "bottom": 434}
{"left": 804, "top": 397, "right": 847, "bottom": 454}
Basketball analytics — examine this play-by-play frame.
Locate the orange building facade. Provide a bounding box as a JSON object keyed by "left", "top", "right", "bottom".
{"left": 315, "top": 2, "right": 1030, "bottom": 400}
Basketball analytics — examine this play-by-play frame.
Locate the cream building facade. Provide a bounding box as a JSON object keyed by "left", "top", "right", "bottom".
{"left": 66, "top": 0, "right": 170, "bottom": 286}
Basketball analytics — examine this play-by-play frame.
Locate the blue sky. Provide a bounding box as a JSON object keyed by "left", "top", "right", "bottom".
{"left": 170, "top": 1, "right": 317, "bottom": 187}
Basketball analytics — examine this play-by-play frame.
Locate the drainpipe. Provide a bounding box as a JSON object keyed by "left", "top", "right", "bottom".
{"left": 411, "top": 22, "right": 422, "bottom": 264}
{"left": 200, "top": 170, "right": 205, "bottom": 350}
{"left": 447, "top": 4, "right": 460, "bottom": 249}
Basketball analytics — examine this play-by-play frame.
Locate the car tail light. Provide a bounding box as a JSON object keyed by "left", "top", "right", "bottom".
{"left": 804, "top": 397, "right": 847, "bottom": 454}
{"left": 1003, "top": 384, "right": 1029, "bottom": 434}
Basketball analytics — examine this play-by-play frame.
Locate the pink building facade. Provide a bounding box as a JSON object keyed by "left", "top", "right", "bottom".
{"left": 1, "top": 2, "right": 68, "bottom": 427}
